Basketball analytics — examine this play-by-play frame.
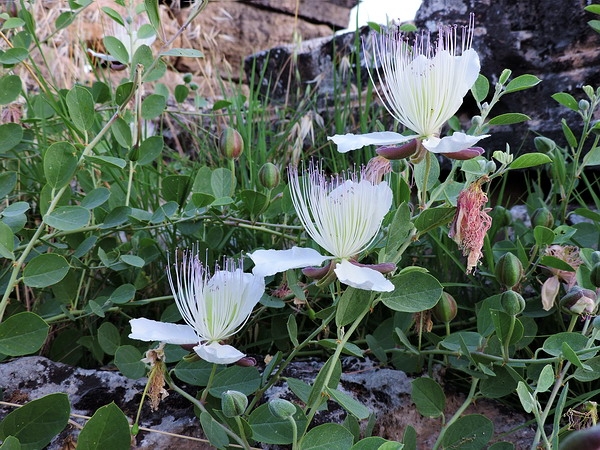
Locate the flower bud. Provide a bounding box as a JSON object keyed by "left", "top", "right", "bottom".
{"left": 219, "top": 127, "right": 244, "bottom": 160}
{"left": 222, "top": 390, "right": 248, "bottom": 417}
{"left": 485, "top": 160, "right": 497, "bottom": 173}
{"left": 471, "top": 115, "right": 483, "bottom": 127}
{"left": 533, "top": 136, "right": 555, "bottom": 153}
{"left": 268, "top": 398, "right": 296, "bottom": 419}
{"left": 495, "top": 253, "right": 523, "bottom": 289}
{"left": 579, "top": 99, "right": 591, "bottom": 112}
{"left": 189, "top": 82, "right": 199, "bottom": 91}
{"left": 559, "top": 423, "right": 600, "bottom": 450}
{"left": 432, "top": 292, "right": 458, "bottom": 323}
{"left": 258, "top": 162, "right": 280, "bottom": 189}
{"left": 590, "top": 263, "right": 600, "bottom": 288}
{"left": 559, "top": 286, "right": 597, "bottom": 315}
{"left": 501, "top": 290, "right": 525, "bottom": 315}
{"left": 531, "top": 207, "right": 554, "bottom": 229}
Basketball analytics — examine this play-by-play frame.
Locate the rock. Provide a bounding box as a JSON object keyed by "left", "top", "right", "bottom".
{"left": 0, "top": 356, "right": 535, "bottom": 449}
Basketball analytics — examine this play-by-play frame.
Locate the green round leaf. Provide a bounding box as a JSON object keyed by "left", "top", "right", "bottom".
{"left": 542, "top": 332, "right": 591, "bottom": 357}
{"left": 0, "top": 312, "right": 49, "bottom": 356}
{"left": 0, "top": 435, "right": 21, "bottom": 449}
{"left": 249, "top": 403, "right": 308, "bottom": 445}
{"left": 441, "top": 414, "right": 493, "bottom": 450}
{"left": 173, "top": 359, "right": 219, "bottom": 386}
{"left": 114, "top": 345, "right": 146, "bottom": 379}
{"left": 81, "top": 187, "right": 111, "bottom": 209}
{"left": 108, "top": 283, "right": 136, "bottom": 304}
{"left": 23, "top": 253, "right": 70, "bottom": 288}
{"left": 381, "top": 271, "right": 443, "bottom": 312}
{"left": 0, "top": 47, "right": 29, "bottom": 65}
{"left": 43, "top": 141, "right": 78, "bottom": 189}
{"left": 411, "top": 377, "right": 445, "bottom": 418}
{"left": 103, "top": 36, "right": 129, "bottom": 64}
{"left": 66, "top": 85, "right": 95, "bottom": 132}
{"left": 0, "top": 74, "right": 22, "bottom": 104}
{"left": 45, "top": 206, "right": 90, "bottom": 231}
{"left": 137, "top": 135, "right": 164, "bottom": 166}
{"left": 141, "top": 94, "right": 166, "bottom": 119}
{"left": 97, "top": 322, "right": 121, "bottom": 355}
{"left": 208, "top": 366, "right": 261, "bottom": 398}
{"left": 120, "top": 254, "right": 145, "bottom": 268}
{"left": 0, "top": 171, "right": 17, "bottom": 197}
{"left": 77, "top": 403, "right": 130, "bottom": 450}
{"left": 0, "top": 393, "right": 70, "bottom": 450}
{"left": 298, "top": 423, "right": 354, "bottom": 450}
{"left": 0, "top": 123, "right": 23, "bottom": 153}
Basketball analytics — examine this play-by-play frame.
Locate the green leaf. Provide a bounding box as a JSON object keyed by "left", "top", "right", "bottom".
{"left": 162, "top": 175, "right": 191, "bottom": 204}
{"left": 411, "top": 377, "right": 445, "bottom": 418}
{"left": 0, "top": 171, "right": 17, "bottom": 197}
{"left": 174, "top": 84, "right": 189, "bottom": 103}
{"left": 381, "top": 271, "right": 443, "bottom": 312}
{"left": 23, "top": 253, "right": 70, "bottom": 288}
{"left": 589, "top": 19, "right": 600, "bottom": 33}
{"left": 543, "top": 332, "right": 592, "bottom": 358}
{"left": 208, "top": 366, "right": 261, "bottom": 398}
{"left": 551, "top": 92, "right": 579, "bottom": 111}
{"left": 0, "top": 47, "right": 29, "bottom": 64}
{"left": 535, "top": 364, "right": 554, "bottom": 394}
{"left": 211, "top": 167, "right": 235, "bottom": 198}
{"left": 508, "top": 153, "right": 552, "bottom": 169}
{"left": 114, "top": 345, "right": 146, "bottom": 379}
{"left": 115, "top": 81, "right": 134, "bottom": 106}
{"left": 351, "top": 437, "right": 403, "bottom": 449}
{"left": 489, "top": 443, "right": 515, "bottom": 450}
{"left": 561, "top": 119, "right": 577, "bottom": 147}
{"left": 516, "top": 382, "right": 535, "bottom": 413}
{"left": 97, "top": 322, "right": 121, "bottom": 355}
{"left": 0, "top": 393, "right": 70, "bottom": 450}
{"left": 440, "top": 414, "right": 493, "bottom": 449}
{"left": 0, "top": 123, "right": 23, "bottom": 152}
{"left": 561, "top": 341, "right": 590, "bottom": 370}
{"left": 120, "top": 254, "right": 145, "bottom": 268}
{"left": 249, "top": 403, "right": 308, "bottom": 445}
{"left": 240, "top": 190, "right": 267, "bottom": 215}
{"left": 0, "top": 74, "right": 22, "bottom": 104}
{"left": 299, "top": 423, "right": 355, "bottom": 450}
{"left": 77, "top": 402, "right": 130, "bottom": 450}
{"left": 336, "top": 287, "right": 371, "bottom": 327}
{"left": 44, "top": 141, "right": 78, "bottom": 189}
{"left": 0, "top": 435, "right": 21, "bottom": 449}
{"left": 66, "top": 85, "right": 95, "bottom": 132}
{"left": 585, "top": 4, "right": 600, "bottom": 14}
{"left": 81, "top": 187, "right": 111, "bottom": 209}
{"left": 503, "top": 74, "right": 541, "bottom": 93}
{"left": 84, "top": 155, "right": 127, "bottom": 169}
{"left": 533, "top": 226, "right": 555, "bottom": 246}
{"left": 574, "top": 356, "right": 600, "bottom": 382}
{"left": 141, "top": 93, "right": 166, "bottom": 119}
{"left": 45, "top": 206, "right": 90, "bottom": 231}
{"left": 103, "top": 36, "right": 129, "bottom": 64}
{"left": 479, "top": 366, "right": 517, "bottom": 399}
{"left": 0, "top": 221, "right": 15, "bottom": 260}
{"left": 488, "top": 113, "right": 530, "bottom": 126}
{"left": 101, "top": 6, "right": 125, "bottom": 26}
{"left": 137, "top": 136, "right": 164, "bottom": 165}
{"left": 2, "top": 17, "right": 25, "bottom": 30}
{"left": 540, "top": 255, "right": 575, "bottom": 272}
{"left": 315, "top": 339, "right": 363, "bottom": 357}
{"left": 307, "top": 356, "right": 342, "bottom": 407}
{"left": 327, "top": 388, "right": 370, "bottom": 419}
{"left": 414, "top": 153, "right": 439, "bottom": 191}
{"left": 199, "top": 412, "right": 229, "bottom": 448}
{"left": 160, "top": 48, "right": 204, "bottom": 58}
{"left": 110, "top": 116, "right": 132, "bottom": 148}
{"left": 173, "top": 359, "right": 218, "bottom": 386}
{"left": 287, "top": 314, "right": 299, "bottom": 347}
{"left": 471, "top": 74, "right": 489, "bottom": 102}
{"left": 0, "top": 312, "right": 49, "bottom": 356}
{"left": 413, "top": 207, "right": 455, "bottom": 234}
{"left": 108, "top": 283, "right": 136, "bottom": 304}
{"left": 144, "top": 0, "right": 161, "bottom": 35}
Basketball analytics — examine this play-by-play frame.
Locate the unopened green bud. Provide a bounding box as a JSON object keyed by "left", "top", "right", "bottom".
{"left": 268, "top": 398, "right": 296, "bottom": 419}
{"left": 501, "top": 290, "right": 526, "bottom": 315}
{"left": 432, "top": 292, "right": 458, "bottom": 323}
{"left": 560, "top": 286, "right": 597, "bottom": 315}
{"left": 495, "top": 253, "right": 523, "bottom": 289}
{"left": 471, "top": 115, "right": 483, "bottom": 127}
{"left": 219, "top": 127, "right": 244, "bottom": 160}
{"left": 590, "top": 262, "right": 600, "bottom": 288}
{"left": 579, "top": 99, "right": 591, "bottom": 112}
{"left": 222, "top": 390, "right": 248, "bottom": 418}
{"left": 128, "top": 145, "right": 140, "bottom": 162}
{"left": 533, "top": 136, "right": 556, "bottom": 153}
{"left": 485, "top": 160, "right": 497, "bottom": 173}
{"left": 491, "top": 206, "right": 512, "bottom": 228}
{"left": 531, "top": 207, "right": 554, "bottom": 229}
{"left": 182, "top": 73, "right": 193, "bottom": 84}
{"left": 189, "top": 82, "right": 199, "bottom": 91}
{"left": 559, "top": 423, "right": 600, "bottom": 450}
{"left": 258, "top": 162, "right": 280, "bottom": 189}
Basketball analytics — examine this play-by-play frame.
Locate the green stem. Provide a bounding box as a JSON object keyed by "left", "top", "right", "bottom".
{"left": 288, "top": 416, "right": 299, "bottom": 450}
{"left": 418, "top": 151, "right": 432, "bottom": 209}
{"left": 200, "top": 363, "right": 218, "bottom": 403}
{"left": 432, "top": 377, "right": 480, "bottom": 450}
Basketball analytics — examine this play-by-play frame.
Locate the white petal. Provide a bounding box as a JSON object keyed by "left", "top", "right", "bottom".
{"left": 334, "top": 259, "right": 394, "bottom": 292}
{"left": 194, "top": 341, "right": 245, "bottom": 365}
{"left": 460, "top": 48, "right": 482, "bottom": 92}
{"left": 129, "top": 318, "right": 198, "bottom": 345}
{"left": 423, "top": 132, "right": 489, "bottom": 154}
{"left": 248, "top": 247, "right": 331, "bottom": 277}
{"left": 328, "top": 132, "right": 417, "bottom": 153}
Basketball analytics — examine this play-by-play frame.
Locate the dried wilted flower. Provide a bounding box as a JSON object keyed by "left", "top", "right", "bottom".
{"left": 449, "top": 179, "right": 492, "bottom": 273}
{"left": 141, "top": 343, "right": 168, "bottom": 411}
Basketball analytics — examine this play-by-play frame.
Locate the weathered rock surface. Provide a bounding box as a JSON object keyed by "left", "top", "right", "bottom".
{"left": 0, "top": 356, "right": 535, "bottom": 449}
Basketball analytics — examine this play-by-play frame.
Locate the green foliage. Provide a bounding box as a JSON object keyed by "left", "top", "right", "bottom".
{"left": 77, "top": 403, "right": 131, "bottom": 450}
